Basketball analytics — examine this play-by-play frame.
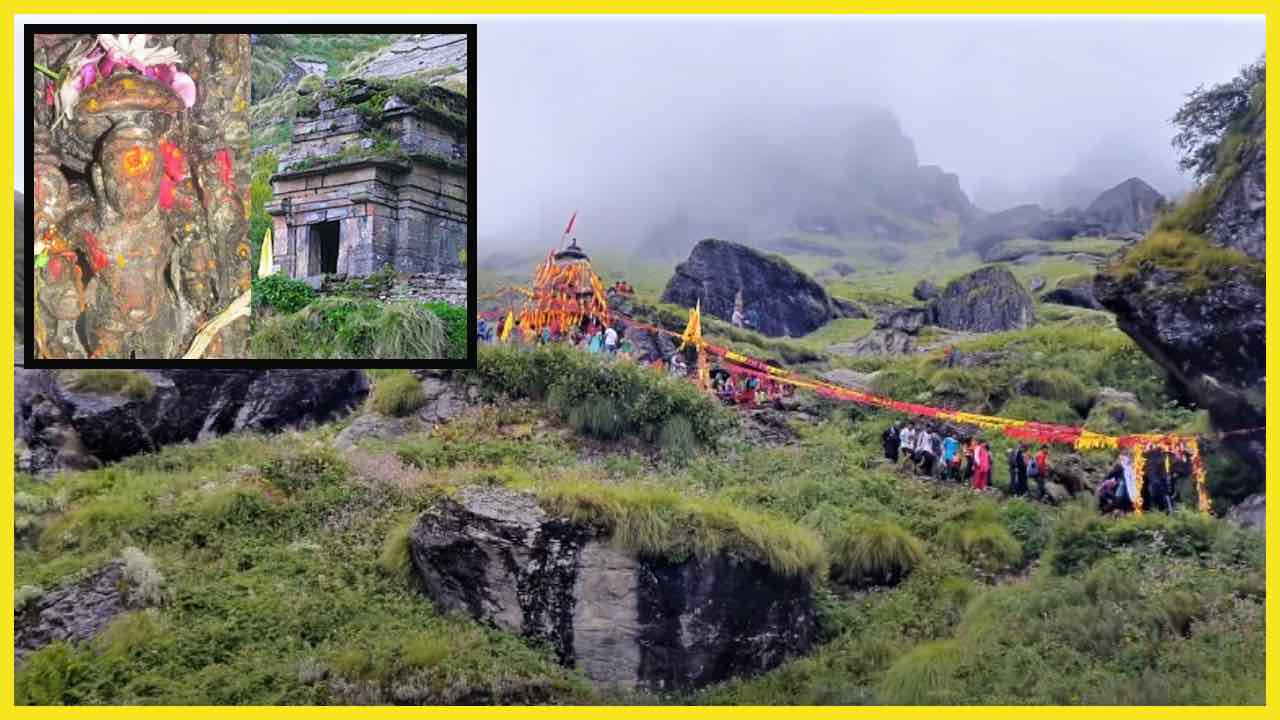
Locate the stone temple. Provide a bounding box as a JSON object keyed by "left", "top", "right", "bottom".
{"left": 265, "top": 69, "right": 467, "bottom": 280}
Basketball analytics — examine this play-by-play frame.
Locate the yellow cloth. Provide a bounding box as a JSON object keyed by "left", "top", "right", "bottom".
{"left": 258, "top": 227, "right": 275, "bottom": 278}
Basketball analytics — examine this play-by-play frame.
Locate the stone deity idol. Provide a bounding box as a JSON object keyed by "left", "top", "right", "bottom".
{"left": 32, "top": 33, "right": 252, "bottom": 360}
{"left": 33, "top": 71, "right": 246, "bottom": 358}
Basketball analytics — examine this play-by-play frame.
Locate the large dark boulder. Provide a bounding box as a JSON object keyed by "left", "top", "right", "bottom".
{"left": 661, "top": 238, "right": 842, "bottom": 337}
{"left": 1086, "top": 177, "right": 1166, "bottom": 235}
{"left": 930, "top": 266, "right": 1036, "bottom": 332}
{"left": 15, "top": 362, "right": 369, "bottom": 473}
{"left": 409, "top": 485, "right": 817, "bottom": 692}
{"left": 1095, "top": 267, "right": 1264, "bottom": 481}
{"left": 912, "top": 279, "right": 940, "bottom": 302}
{"left": 959, "top": 204, "right": 1050, "bottom": 255}
{"left": 1041, "top": 274, "right": 1103, "bottom": 310}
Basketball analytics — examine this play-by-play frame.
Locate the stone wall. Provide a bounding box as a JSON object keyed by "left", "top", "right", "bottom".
{"left": 382, "top": 273, "right": 467, "bottom": 307}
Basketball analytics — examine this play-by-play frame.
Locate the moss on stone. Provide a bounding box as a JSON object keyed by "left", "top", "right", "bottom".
{"left": 1107, "top": 229, "right": 1263, "bottom": 293}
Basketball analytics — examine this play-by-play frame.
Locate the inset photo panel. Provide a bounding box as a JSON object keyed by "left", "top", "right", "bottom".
{"left": 27, "top": 31, "right": 254, "bottom": 362}
{"left": 23, "top": 27, "right": 476, "bottom": 367}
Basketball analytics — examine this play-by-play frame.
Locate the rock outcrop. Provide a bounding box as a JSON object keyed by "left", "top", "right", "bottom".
{"left": 1085, "top": 177, "right": 1166, "bottom": 235}
{"left": 1226, "top": 493, "right": 1265, "bottom": 534}
{"left": 1095, "top": 88, "right": 1265, "bottom": 494}
{"left": 1095, "top": 267, "right": 1264, "bottom": 476}
{"left": 349, "top": 34, "right": 467, "bottom": 85}
{"left": 408, "top": 486, "right": 817, "bottom": 691}
{"left": 16, "top": 563, "right": 126, "bottom": 664}
{"left": 1206, "top": 138, "right": 1265, "bottom": 260}
{"left": 912, "top": 279, "right": 941, "bottom": 302}
{"left": 959, "top": 204, "right": 1052, "bottom": 256}
{"left": 962, "top": 178, "right": 1165, "bottom": 257}
{"left": 15, "top": 362, "right": 369, "bottom": 473}
{"left": 269, "top": 56, "right": 327, "bottom": 95}
{"left": 931, "top": 266, "right": 1035, "bottom": 332}
{"left": 661, "top": 238, "right": 844, "bottom": 337}
{"left": 1041, "top": 274, "right": 1103, "bottom": 310}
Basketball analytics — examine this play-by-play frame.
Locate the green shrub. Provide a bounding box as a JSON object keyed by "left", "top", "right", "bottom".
{"left": 260, "top": 446, "right": 347, "bottom": 495}
{"left": 998, "top": 396, "right": 1080, "bottom": 425}
{"left": 876, "top": 640, "right": 963, "bottom": 704}
{"left": 1084, "top": 397, "right": 1154, "bottom": 435}
{"left": 999, "top": 499, "right": 1050, "bottom": 560}
{"left": 829, "top": 519, "right": 925, "bottom": 587}
{"left": 1016, "top": 368, "right": 1091, "bottom": 414}
{"left": 1045, "top": 506, "right": 1229, "bottom": 575}
{"left": 62, "top": 370, "right": 155, "bottom": 401}
{"left": 423, "top": 301, "right": 467, "bottom": 359}
{"left": 928, "top": 367, "right": 998, "bottom": 409}
{"left": 370, "top": 372, "right": 425, "bottom": 417}
{"left": 476, "top": 344, "right": 734, "bottom": 448}
{"left": 370, "top": 303, "right": 447, "bottom": 358}
{"left": 252, "top": 298, "right": 448, "bottom": 359}
{"left": 567, "top": 396, "right": 626, "bottom": 441}
{"left": 658, "top": 415, "right": 697, "bottom": 466}
{"left": 935, "top": 505, "right": 1023, "bottom": 573}
{"left": 378, "top": 514, "right": 417, "bottom": 580}
{"left": 251, "top": 274, "right": 317, "bottom": 315}
{"left": 15, "top": 643, "right": 96, "bottom": 705}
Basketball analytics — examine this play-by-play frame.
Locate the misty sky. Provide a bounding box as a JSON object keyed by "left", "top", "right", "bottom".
{"left": 478, "top": 16, "right": 1264, "bottom": 251}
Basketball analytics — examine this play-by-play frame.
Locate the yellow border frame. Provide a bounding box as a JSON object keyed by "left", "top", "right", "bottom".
{"left": 1, "top": 4, "right": 1274, "bottom": 716}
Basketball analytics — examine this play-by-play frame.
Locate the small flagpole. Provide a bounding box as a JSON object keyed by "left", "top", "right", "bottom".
{"left": 558, "top": 210, "right": 577, "bottom": 251}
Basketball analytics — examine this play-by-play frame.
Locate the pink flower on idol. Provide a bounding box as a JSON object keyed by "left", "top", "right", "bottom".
{"left": 98, "top": 34, "right": 196, "bottom": 109}
{"left": 56, "top": 34, "right": 196, "bottom": 122}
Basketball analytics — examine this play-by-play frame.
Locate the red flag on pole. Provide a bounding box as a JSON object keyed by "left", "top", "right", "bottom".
{"left": 563, "top": 210, "right": 577, "bottom": 236}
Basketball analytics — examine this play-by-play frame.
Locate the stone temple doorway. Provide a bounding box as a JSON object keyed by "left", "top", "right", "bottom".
{"left": 310, "top": 221, "right": 340, "bottom": 276}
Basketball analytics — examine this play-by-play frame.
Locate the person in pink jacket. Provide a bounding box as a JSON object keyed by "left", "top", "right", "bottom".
{"left": 973, "top": 442, "right": 991, "bottom": 490}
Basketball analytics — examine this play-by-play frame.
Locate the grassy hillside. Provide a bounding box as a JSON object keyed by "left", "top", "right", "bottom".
{"left": 251, "top": 34, "right": 404, "bottom": 102}
{"left": 14, "top": 351, "right": 1264, "bottom": 705}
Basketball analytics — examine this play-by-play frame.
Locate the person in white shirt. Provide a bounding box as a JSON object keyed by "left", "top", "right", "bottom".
{"left": 604, "top": 326, "right": 619, "bottom": 354}
{"left": 899, "top": 424, "right": 916, "bottom": 468}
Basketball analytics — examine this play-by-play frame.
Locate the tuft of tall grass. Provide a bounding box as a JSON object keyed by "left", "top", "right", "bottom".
{"left": 62, "top": 370, "right": 155, "bottom": 401}
{"left": 378, "top": 514, "right": 418, "bottom": 580}
{"left": 935, "top": 504, "right": 1023, "bottom": 573}
{"left": 828, "top": 519, "right": 925, "bottom": 587}
{"left": 251, "top": 298, "right": 448, "bottom": 359}
{"left": 370, "top": 372, "right": 426, "bottom": 417}
{"left": 876, "top": 640, "right": 963, "bottom": 704}
{"left": 535, "top": 480, "right": 826, "bottom": 580}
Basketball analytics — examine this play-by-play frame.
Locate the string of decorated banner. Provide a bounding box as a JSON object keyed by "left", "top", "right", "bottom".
{"left": 636, "top": 306, "right": 1213, "bottom": 514}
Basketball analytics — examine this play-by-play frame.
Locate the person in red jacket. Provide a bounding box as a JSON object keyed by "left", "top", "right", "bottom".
{"left": 1034, "top": 445, "right": 1051, "bottom": 501}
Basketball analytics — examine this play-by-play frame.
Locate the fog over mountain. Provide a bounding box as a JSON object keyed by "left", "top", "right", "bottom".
{"left": 478, "top": 17, "right": 1263, "bottom": 259}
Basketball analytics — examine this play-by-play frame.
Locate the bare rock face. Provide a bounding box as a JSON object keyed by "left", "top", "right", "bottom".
{"left": 15, "top": 563, "right": 126, "bottom": 664}
{"left": 15, "top": 364, "right": 369, "bottom": 473}
{"left": 1206, "top": 139, "right": 1265, "bottom": 261}
{"left": 1041, "top": 274, "right": 1103, "bottom": 310}
{"left": 1226, "top": 493, "right": 1265, "bottom": 534}
{"left": 1096, "top": 267, "right": 1265, "bottom": 480}
{"left": 661, "top": 238, "right": 843, "bottom": 337}
{"left": 930, "top": 266, "right": 1035, "bottom": 332}
{"left": 408, "top": 485, "right": 817, "bottom": 692}
{"left": 1085, "top": 177, "right": 1166, "bottom": 235}
{"left": 351, "top": 34, "right": 467, "bottom": 84}
{"left": 912, "top": 279, "right": 940, "bottom": 302}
